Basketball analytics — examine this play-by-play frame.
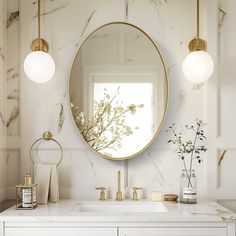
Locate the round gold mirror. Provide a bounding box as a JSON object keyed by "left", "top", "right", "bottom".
{"left": 69, "top": 22, "right": 168, "bottom": 160}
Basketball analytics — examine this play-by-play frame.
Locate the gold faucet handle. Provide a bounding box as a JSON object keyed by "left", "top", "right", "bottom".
{"left": 95, "top": 187, "right": 106, "bottom": 201}
{"left": 132, "top": 187, "right": 143, "bottom": 201}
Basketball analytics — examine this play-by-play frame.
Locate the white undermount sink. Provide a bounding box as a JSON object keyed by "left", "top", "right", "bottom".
{"left": 71, "top": 202, "right": 168, "bottom": 213}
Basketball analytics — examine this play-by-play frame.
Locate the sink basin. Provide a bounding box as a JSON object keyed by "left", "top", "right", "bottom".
{"left": 72, "top": 202, "right": 168, "bottom": 213}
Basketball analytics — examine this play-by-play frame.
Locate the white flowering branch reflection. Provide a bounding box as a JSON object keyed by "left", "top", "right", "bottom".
{"left": 71, "top": 88, "right": 144, "bottom": 156}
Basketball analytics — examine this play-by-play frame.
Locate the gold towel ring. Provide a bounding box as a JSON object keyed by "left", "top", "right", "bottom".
{"left": 30, "top": 131, "right": 63, "bottom": 167}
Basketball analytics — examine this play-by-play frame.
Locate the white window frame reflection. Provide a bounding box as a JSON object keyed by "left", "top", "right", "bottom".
{"left": 81, "top": 66, "right": 164, "bottom": 157}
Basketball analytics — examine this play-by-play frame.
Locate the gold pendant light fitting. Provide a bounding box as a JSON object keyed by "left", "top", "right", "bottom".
{"left": 188, "top": 38, "right": 206, "bottom": 52}
{"left": 31, "top": 0, "right": 49, "bottom": 53}
{"left": 32, "top": 38, "right": 49, "bottom": 52}
{"left": 188, "top": 0, "right": 206, "bottom": 52}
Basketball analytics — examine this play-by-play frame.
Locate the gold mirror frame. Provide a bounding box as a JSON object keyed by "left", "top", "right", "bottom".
{"left": 68, "top": 22, "right": 169, "bottom": 161}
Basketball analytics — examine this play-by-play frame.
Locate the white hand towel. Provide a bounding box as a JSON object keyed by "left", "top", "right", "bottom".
{"left": 49, "top": 165, "right": 59, "bottom": 203}
{"left": 34, "top": 164, "right": 51, "bottom": 204}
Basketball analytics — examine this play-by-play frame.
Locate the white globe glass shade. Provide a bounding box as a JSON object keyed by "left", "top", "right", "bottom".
{"left": 24, "top": 51, "right": 55, "bottom": 83}
{"left": 182, "top": 50, "right": 214, "bottom": 84}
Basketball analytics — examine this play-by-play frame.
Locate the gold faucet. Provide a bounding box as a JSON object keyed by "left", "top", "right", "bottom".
{"left": 131, "top": 187, "right": 142, "bottom": 201}
{"left": 115, "top": 171, "right": 123, "bottom": 201}
{"left": 95, "top": 187, "right": 106, "bottom": 201}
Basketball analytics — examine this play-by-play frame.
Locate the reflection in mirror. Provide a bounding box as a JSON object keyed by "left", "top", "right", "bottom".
{"left": 69, "top": 23, "right": 168, "bottom": 160}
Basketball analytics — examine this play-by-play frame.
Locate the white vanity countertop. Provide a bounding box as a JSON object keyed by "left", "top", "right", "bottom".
{"left": 0, "top": 199, "right": 235, "bottom": 223}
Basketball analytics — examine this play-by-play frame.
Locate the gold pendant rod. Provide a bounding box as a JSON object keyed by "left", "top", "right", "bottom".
{"left": 31, "top": 0, "right": 49, "bottom": 52}
{"left": 38, "top": 0, "right": 41, "bottom": 48}
{"left": 188, "top": 0, "right": 206, "bottom": 52}
{"left": 196, "top": 0, "right": 200, "bottom": 49}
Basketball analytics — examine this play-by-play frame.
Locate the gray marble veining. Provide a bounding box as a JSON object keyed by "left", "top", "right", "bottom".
{"left": 133, "top": 35, "right": 140, "bottom": 41}
{"left": 33, "top": 1, "right": 70, "bottom": 18}
{"left": 57, "top": 103, "right": 65, "bottom": 133}
{"left": 125, "top": 0, "right": 129, "bottom": 21}
{"left": 7, "top": 65, "right": 19, "bottom": 81}
{"left": 6, "top": 11, "right": 19, "bottom": 28}
{"left": 7, "top": 94, "right": 18, "bottom": 100}
{"left": 80, "top": 9, "right": 97, "bottom": 37}
{"left": 192, "top": 83, "right": 204, "bottom": 90}
{"left": 6, "top": 107, "right": 19, "bottom": 128}
{"left": 148, "top": 0, "right": 168, "bottom": 14}
{"left": 6, "top": 72, "right": 19, "bottom": 81}
{"left": 0, "top": 46, "right": 5, "bottom": 60}
{"left": 175, "top": 89, "right": 187, "bottom": 112}
{"left": 89, "top": 34, "right": 109, "bottom": 40}
{"left": 219, "top": 8, "right": 226, "bottom": 27}
{"left": 147, "top": 153, "right": 167, "bottom": 187}
{"left": 57, "top": 39, "right": 77, "bottom": 50}
{"left": 167, "top": 64, "right": 176, "bottom": 74}
{"left": 88, "top": 158, "right": 96, "bottom": 177}
{"left": 0, "top": 110, "right": 4, "bottom": 126}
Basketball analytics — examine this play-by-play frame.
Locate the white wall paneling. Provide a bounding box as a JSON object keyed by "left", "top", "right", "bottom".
{"left": 0, "top": 0, "right": 6, "bottom": 203}
{"left": 205, "top": 0, "right": 220, "bottom": 200}
{"left": 215, "top": 0, "right": 236, "bottom": 210}
{"left": 0, "top": 0, "right": 21, "bottom": 205}
{"left": 2, "top": 0, "right": 21, "bottom": 202}
{"left": 18, "top": 0, "right": 212, "bottom": 202}
{"left": 6, "top": 0, "right": 20, "bottom": 136}
{"left": 5, "top": 150, "right": 21, "bottom": 199}
{"left": 0, "top": 0, "right": 230, "bottom": 211}
{"left": 0, "top": 151, "right": 6, "bottom": 202}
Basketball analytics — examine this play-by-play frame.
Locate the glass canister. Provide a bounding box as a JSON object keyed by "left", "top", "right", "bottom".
{"left": 180, "top": 169, "right": 197, "bottom": 204}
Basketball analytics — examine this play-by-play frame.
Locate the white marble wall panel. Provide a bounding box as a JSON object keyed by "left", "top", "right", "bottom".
{"left": 19, "top": 0, "right": 213, "bottom": 201}
{"left": 5, "top": 150, "right": 20, "bottom": 199}
{"left": 0, "top": 0, "right": 6, "bottom": 202}
{"left": 218, "top": 150, "right": 236, "bottom": 188}
{"left": 0, "top": 151, "right": 6, "bottom": 202}
{"left": 58, "top": 150, "right": 124, "bottom": 199}
{"left": 6, "top": 0, "right": 19, "bottom": 136}
{"left": 219, "top": 0, "right": 236, "bottom": 141}
{"left": 0, "top": 0, "right": 5, "bottom": 136}
{"left": 216, "top": 0, "right": 236, "bottom": 210}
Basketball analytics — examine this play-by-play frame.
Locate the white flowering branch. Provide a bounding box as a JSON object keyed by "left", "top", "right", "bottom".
{"left": 71, "top": 88, "right": 144, "bottom": 156}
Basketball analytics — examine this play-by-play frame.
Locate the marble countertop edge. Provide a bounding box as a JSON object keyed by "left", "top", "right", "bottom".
{"left": 0, "top": 199, "right": 235, "bottom": 223}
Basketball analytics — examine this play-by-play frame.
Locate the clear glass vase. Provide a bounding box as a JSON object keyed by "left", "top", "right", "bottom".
{"left": 179, "top": 169, "right": 197, "bottom": 204}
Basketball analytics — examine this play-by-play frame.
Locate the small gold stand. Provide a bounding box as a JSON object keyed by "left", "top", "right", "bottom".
{"left": 16, "top": 175, "right": 37, "bottom": 210}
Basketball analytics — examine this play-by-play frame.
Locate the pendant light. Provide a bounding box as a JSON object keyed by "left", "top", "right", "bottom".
{"left": 182, "top": 0, "right": 214, "bottom": 84}
{"left": 24, "top": 0, "right": 55, "bottom": 83}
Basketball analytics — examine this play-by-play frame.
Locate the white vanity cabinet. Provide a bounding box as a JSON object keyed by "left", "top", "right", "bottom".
{"left": 119, "top": 227, "right": 227, "bottom": 236}
{"left": 3, "top": 225, "right": 231, "bottom": 236}
{"left": 5, "top": 227, "right": 117, "bottom": 236}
